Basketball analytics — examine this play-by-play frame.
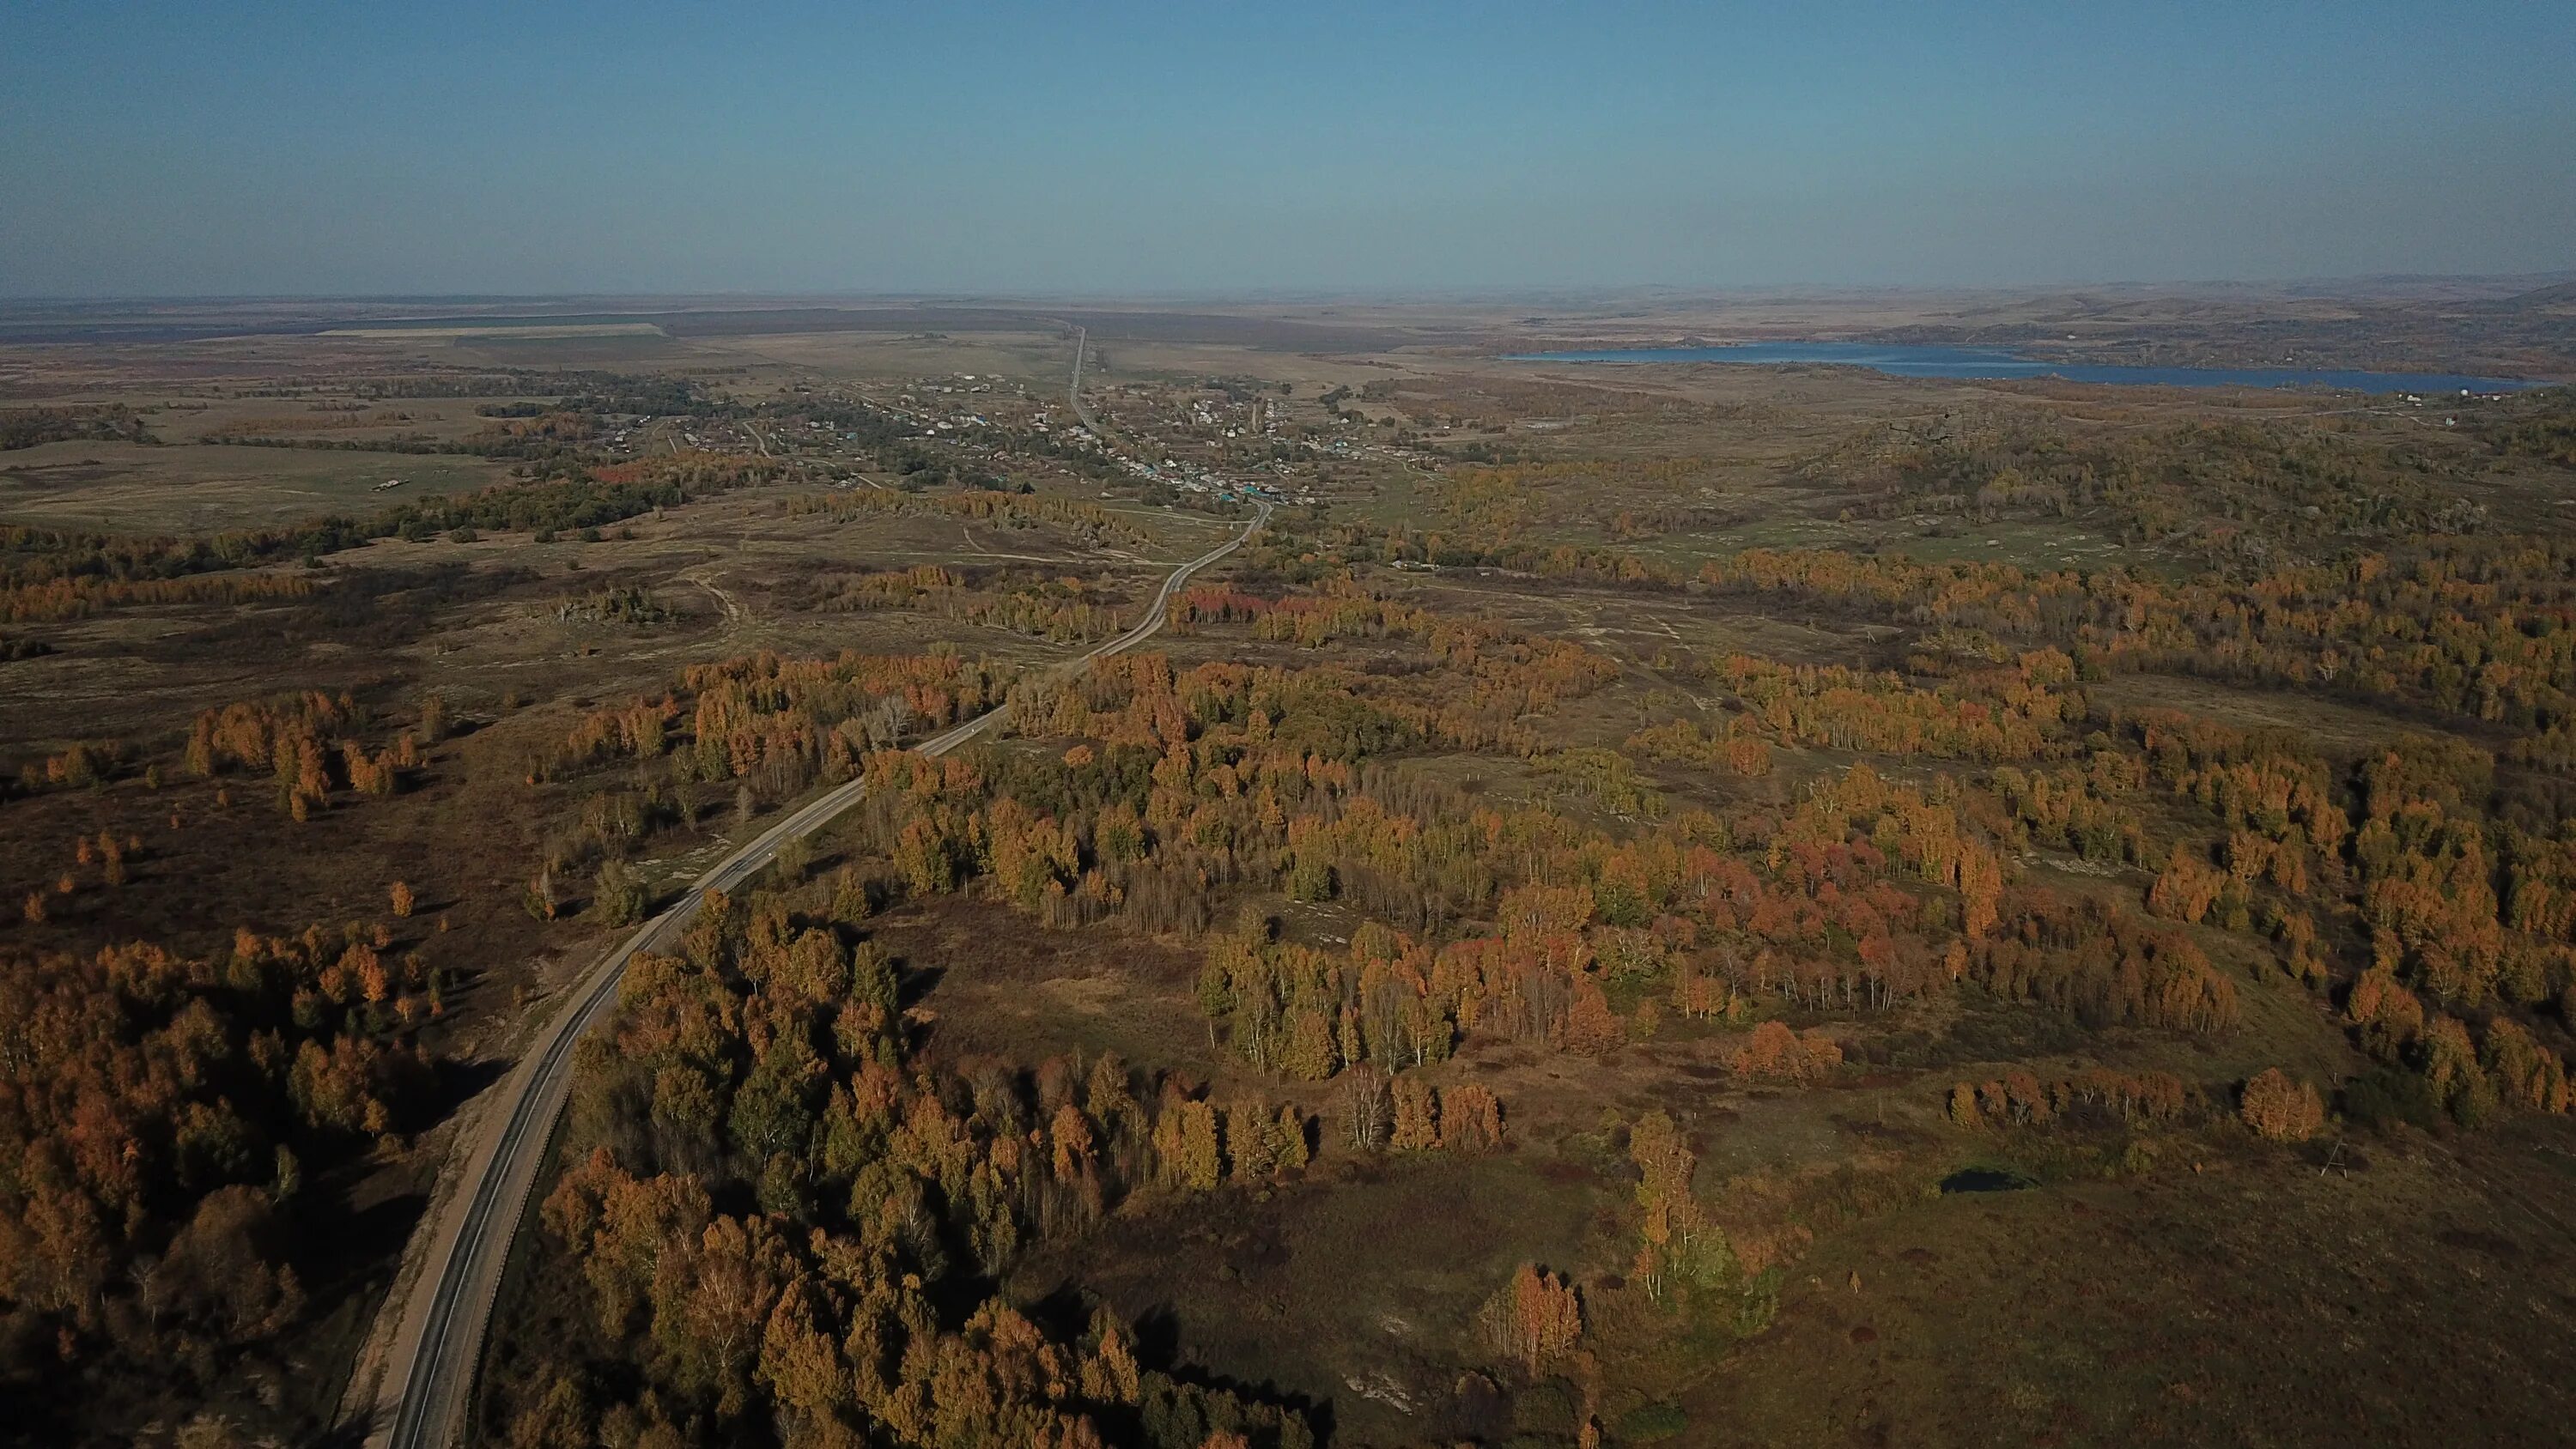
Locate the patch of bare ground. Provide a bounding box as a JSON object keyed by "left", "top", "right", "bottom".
{"left": 2086, "top": 671, "right": 2463, "bottom": 758}
{"left": 1673, "top": 1118, "right": 2576, "bottom": 1448}
{"left": 869, "top": 894, "right": 1218, "bottom": 1076}
{"left": 1009, "top": 1150, "right": 1602, "bottom": 1449}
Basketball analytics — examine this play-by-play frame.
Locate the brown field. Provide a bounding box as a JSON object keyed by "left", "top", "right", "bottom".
{"left": 0, "top": 440, "right": 515, "bottom": 530}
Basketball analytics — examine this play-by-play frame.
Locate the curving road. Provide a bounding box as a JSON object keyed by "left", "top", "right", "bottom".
{"left": 360, "top": 367, "right": 1266, "bottom": 1449}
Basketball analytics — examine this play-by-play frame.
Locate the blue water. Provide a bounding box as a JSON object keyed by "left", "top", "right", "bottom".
{"left": 1512, "top": 342, "right": 2542, "bottom": 395}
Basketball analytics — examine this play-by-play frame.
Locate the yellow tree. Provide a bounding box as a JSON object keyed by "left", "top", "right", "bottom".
{"left": 1439, "top": 1085, "right": 1504, "bottom": 1151}
{"left": 1153, "top": 1100, "right": 1222, "bottom": 1191}
{"left": 1271, "top": 1106, "right": 1310, "bottom": 1172}
{"left": 2239, "top": 1068, "right": 2325, "bottom": 1142}
{"left": 1483, "top": 1263, "right": 1582, "bottom": 1373}
{"left": 1390, "top": 1074, "right": 1439, "bottom": 1150}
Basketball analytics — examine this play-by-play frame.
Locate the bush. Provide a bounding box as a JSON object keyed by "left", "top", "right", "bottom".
{"left": 773, "top": 834, "right": 813, "bottom": 883}
{"left": 2342, "top": 1064, "right": 2440, "bottom": 1133}
{"left": 593, "top": 859, "right": 647, "bottom": 927}
{"left": 2451, "top": 1069, "right": 2502, "bottom": 1129}
{"left": 2239, "top": 1067, "right": 2325, "bottom": 1142}
{"left": 1615, "top": 1402, "right": 1691, "bottom": 1443}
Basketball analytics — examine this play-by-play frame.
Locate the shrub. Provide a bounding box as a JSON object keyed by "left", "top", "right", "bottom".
{"left": 2342, "top": 1064, "right": 2440, "bottom": 1132}
{"left": 2240, "top": 1067, "right": 2325, "bottom": 1142}
{"left": 592, "top": 859, "right": 647, "bottom": 927}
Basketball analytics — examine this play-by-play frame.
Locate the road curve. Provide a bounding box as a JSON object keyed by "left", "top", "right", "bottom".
{"left": 361, "top": 490, "right": 1267, "bottom": 1446}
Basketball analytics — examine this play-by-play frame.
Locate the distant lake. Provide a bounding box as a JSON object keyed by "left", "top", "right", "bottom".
{"left": 1511, "top": 342, "right": 2543, "bottom": 395}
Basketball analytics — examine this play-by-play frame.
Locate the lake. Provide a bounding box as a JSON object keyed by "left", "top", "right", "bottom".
{"left": 1511, "top": 341, "right": 2543, "bottom": 394}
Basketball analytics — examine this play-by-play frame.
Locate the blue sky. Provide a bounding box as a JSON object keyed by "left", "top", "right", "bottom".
{"left": 3, "top": 0, "right": 2570, "bottom": 296}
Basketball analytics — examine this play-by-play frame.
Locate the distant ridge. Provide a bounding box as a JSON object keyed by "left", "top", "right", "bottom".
{"left": 2498, "top": 281, "right": 2576, "bottom": 311}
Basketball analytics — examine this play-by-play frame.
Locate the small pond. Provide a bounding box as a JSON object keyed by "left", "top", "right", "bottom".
{"left": 1939, "top": 1167, "right": 2037, "bottom": 1194}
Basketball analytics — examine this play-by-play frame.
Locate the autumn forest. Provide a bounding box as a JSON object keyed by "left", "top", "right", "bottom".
{"left": 5, "top": 297, "right": 2576, "bottom": 1449}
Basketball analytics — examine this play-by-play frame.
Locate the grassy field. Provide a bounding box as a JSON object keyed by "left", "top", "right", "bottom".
{"left": 0, "top": 439, "right": 515, "bottom": 530}
{"left": 1677, "top": 1119, "right": 2576, "bottom": 1447}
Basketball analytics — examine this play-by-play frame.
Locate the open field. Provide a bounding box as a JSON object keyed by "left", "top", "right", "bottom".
{"left": 2, "top": 440, "right": 514, "bottom": 530}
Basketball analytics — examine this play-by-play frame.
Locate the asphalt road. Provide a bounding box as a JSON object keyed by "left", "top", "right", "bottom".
{"left": 360, "top": 433, "right": 1265, "bottom": 1448}
{"left": 1069, "top": 326, "right": 1105, "bottom": 435}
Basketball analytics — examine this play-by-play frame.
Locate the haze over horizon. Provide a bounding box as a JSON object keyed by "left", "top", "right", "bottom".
{"left": 4, "top": 0, "right": 2572, "bottom": 300}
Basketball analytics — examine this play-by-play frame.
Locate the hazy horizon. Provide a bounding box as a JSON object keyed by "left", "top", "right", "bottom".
{"left": 9, "top": 270, "right": 2576, "bottom": 310}
{"left": 5, "top": 0, "right": 2572, "bottom": 299}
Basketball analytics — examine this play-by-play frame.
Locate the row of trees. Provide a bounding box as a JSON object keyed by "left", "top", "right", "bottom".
{"left": 781, "top": 487, "right": 1148, "bottom": 550}
{"left": 799, "top": 564, "right": 1133, "bottom": 645}
{"left": 1, "top": 568, "right": 316, "bottom": 626}
{"left": 1947, "top": 1068, "right": 2193, "bottom": 1131}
